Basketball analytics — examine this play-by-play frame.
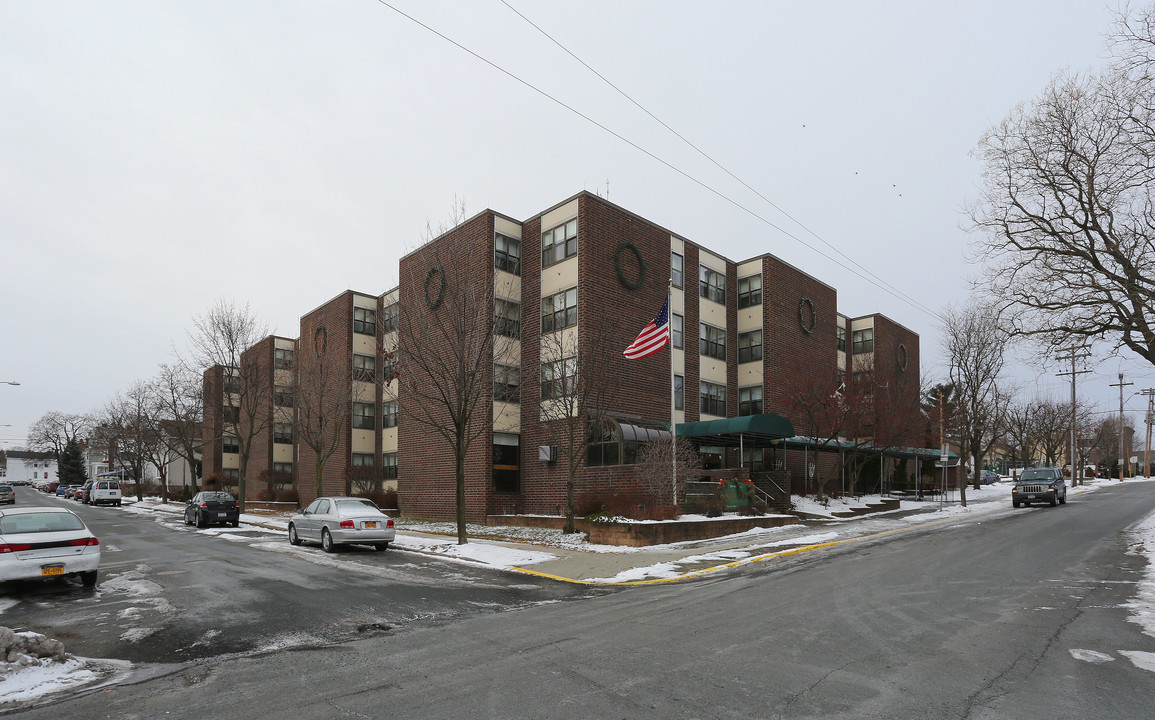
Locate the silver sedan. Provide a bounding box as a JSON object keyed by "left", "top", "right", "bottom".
{"left": 288, "top": 497, "right": 396, "bottom": 552}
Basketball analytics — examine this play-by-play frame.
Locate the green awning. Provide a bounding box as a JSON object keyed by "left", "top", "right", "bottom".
{"left": 676, "top": 413, "right": 795, "bottom": 447}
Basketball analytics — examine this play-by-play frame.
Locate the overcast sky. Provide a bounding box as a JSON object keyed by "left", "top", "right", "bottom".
{"left": 2, "top": 1, "right": 1151, "bottom": 450}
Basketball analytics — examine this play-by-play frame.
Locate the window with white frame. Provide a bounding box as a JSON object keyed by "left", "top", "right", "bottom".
{"left": 737, "top": 274, "right": 762, "bottom": 308}
{"left": 738, "top": 330, "right": 762, "bottom": 364}
{"left": 700, "top": 381, "right": 726, "bottom": 416}
{"left": 852, "top": 328, "right": 874, "bottom": 354}
{"left": 699, "top": 265, "right": 725, "bottom": 305}
{"left": 739, "top": 386, "right": 763, "bottom": 416}
{"left": 381, "top": 400, "right": 398, "bottom": 428}
{"left": 382, "top": 452, "right": 398, "bottom": 479}
{"left": 495, "top": 233, "right": 521, "bottom": 275}
{"left": 494, "top": 299, "right": 521, "bottom": 338}
{"left": 671, "top": 252, "right": 684, "bottom": 288}
{"left": 541, "top": 357, "right": 577, "bottom": 400}
{"left": 541, "top": 218, "right": 577, "bottom": 267}
{"left": 672, "top": 313, "right": 684, "bottom": 349}
{"left": 353, "top": 402, "right": 375, "bottom": 430}
{"left": 700, "top": 323, "right": 726, "bottom": 361}
{"left": 542, "top": 287, "right": 578, "bottom": 333}
{"left": 353, "top": 307, "right": 376, "bottom": 336}
{"left": 381, "top": 304, "right": 398, "bottom": 333}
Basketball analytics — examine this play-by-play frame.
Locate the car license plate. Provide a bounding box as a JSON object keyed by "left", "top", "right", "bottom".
{"left": 41, "top": 565, "right": 64, "bottom": 577}
{"left": 218, "top": 513, "right": 228, "bottom": 518}
{"left": 1027, "top": 494, "right": 1036, "bottom": 499}
{"left": 364, "top": 522, "right": 377, "bottom": 528}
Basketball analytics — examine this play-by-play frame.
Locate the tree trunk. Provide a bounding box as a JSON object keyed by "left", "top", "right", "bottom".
{"left": 456, "top": 424, "right": 467, "bottom": 545}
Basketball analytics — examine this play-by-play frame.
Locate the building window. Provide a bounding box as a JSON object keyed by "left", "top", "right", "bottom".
{"left": 273, "top": 461, "right": 293, "bottom": 476}
{"left": 700, "top": 323, "right": 726, "bottom": 361}
{"left": 674, "top": 374, "right": 684, "bottom": 411}
{"left": 739, "top": 386, "right": 763, "bottom": 416}
{"left": 495, "top": 299, "right": 521, "bottom": 338}
{"left": 671, "top": 252, "right": 684, "bottom": 288}
{"left": 353, "top": 353, "right": 376, "bottom": 382}
{"left": 381, "top": 400, "right": 398, "bottom": 428}
{"left": 672, "top": 313, "right": 684, "bottom": 349}
{"left": 542, "top": 287, "right": 578, "bottom": 333}
{"left": 381, "top": 352, "right": 397, "bottom": 381}
{"left": 222, "top": 436, "right": 239, "bottom": 454}
{"left": 837, "top": 326, "right": 846, "bottom": 352}
{"left": 382, "top": 452, "right": 398, "bottom": 479}
{"left": 738, "top": 330, "right": 762, "bottom": 364}
{"left": 541, "top": 357, "right": 577, "bottom": 400}
{"left": 351, "top": 453, "right": 374, "bottom": 467}
{"left": 495, "top": 233, "right": 521, "bottom": 275}
{"left": 353, "top": 402, "right": 375, "bottom": 430}
{"left": 699, "top": 265, "right": 726, "bottom": 305}
{"left": 224, "top": 375, "right": 241, "bottom": 394}
{"left": 542, "top": 218, "right": 578, "bottom": 267}
{"left": 852, "top": 328, "right": 874, "bottom": 354}
{"left": 354, "top": 307, "right": 376, "bottom": 336}
{"left": 700, "top": 381, "right": 726, "bottom": 417}
{"left": 741, "top": 448, "right": 765, "bottom": 473}
{"left": 493, "top": 433, "right": 519, "bottom": 493}
{"left": 274, "top": 389, "right": 294, "bottom": 407}
{"left": 381, "top": 304, "right": 398, "bottom": 334}
{"left": 222, "top": 405, "right": 240, "bottom": 424}
{"left": 274, "top": 423, "right": 293, "bottom": 444}
{"left": 223, "top": 468, "right": 239, "bottom": 480}
{"left": 494, "top": 364, "right": 521, "bottom": 404}
{"left": 587, "top": 419, "right": 669, "bottom": 466}
{"left": 738, "top": 274, "right": 762, "bottom": 308}
{"left": 274, "top": 348, "right": 294, "bottom": 370}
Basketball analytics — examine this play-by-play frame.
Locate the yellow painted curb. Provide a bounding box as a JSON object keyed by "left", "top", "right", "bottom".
{"left": 510, "top": 513, "right": 962, "bottom": 586}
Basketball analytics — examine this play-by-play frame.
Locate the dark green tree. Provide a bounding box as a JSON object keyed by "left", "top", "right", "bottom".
{"left": 58, "top": 438, "right": 88, "bottom": 486}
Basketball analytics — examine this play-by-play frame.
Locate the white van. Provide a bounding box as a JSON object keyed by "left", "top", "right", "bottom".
{"left": 90, "top": 480, "right": 122, "bottom": 507}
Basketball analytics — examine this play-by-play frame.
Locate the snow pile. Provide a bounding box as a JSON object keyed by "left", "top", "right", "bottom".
{"left": 0, "top": 627, "right": 96, "bottom": 707}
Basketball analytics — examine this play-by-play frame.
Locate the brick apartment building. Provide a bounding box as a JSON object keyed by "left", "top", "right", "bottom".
{"left": 201, "top": 190, "right": 925, "bottom": 518}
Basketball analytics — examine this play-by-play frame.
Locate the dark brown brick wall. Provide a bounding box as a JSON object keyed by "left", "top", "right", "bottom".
{"left": 397, "top": 211, "right": 496, "bottom": 523}
{"left": 297, "top": 292, "right": 357, "bottom": 505}
{"left": 241, "top": 336, "right": 276, "bottom": 500}
{"left": 200, "top": 366, "right": 224, "bottom": 479}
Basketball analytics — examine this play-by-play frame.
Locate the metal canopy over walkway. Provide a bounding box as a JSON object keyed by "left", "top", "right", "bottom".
{"left": 676, "top": 413, "right": 795, "bottom": 447}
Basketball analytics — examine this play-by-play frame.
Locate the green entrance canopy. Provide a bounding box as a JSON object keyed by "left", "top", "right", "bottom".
{"left": 676, "top": 413, "right": 796, "bottom": 447}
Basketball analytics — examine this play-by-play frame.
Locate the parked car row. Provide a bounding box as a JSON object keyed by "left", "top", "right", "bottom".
{"left": 29, "top": 479, "right": 123, "bottom": 506}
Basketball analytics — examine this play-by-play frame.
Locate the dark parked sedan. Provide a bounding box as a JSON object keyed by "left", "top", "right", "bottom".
{"left": 184, "top": 492, "right": 240, "bottom": 528}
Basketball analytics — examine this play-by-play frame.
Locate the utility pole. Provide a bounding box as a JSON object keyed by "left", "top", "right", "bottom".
{"left": 1141, "top": 388, "right": 1155, "bottom": 479}
{"left": 1109, "top": 374, "right": 1133, "bottom": 482}
{"left": 1056, "top": 347, "right": 1091, "bottom": 486}
{"left": 939, "top": 389, "right": 946, "bottom": 511}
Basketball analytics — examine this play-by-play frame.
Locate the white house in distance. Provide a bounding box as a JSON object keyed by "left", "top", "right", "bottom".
{"left": 0, "top": 450, "right": 59, "bottom": 483}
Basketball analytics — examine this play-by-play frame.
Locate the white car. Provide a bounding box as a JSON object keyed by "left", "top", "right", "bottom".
{"left": 288, "top": 497, "right": 396, "bottom": 552}
{"left": 90, "top": 480, "right": 123, "bottom": 507}
{"left": 0, "top": 506, "right": 101, "bottom": 586}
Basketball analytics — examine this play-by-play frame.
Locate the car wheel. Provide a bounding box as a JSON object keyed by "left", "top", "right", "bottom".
{"left": 374, "top": 543, "right": 389, "bottom": 552}
{"left": 231, "top": 519, "right": 240, "bottom": 528}
{"left": 116, "top": 501, "right": 121, "bottom": 507}
{"left": 321, "top": 528, "right": 336, "bottom": 553}
{"left": 1059, "top": 494, "right": 1067, "bottom": 505}
{"left": 184, "top": 512, "right": 191, "bottom": 526}
{"left": 80, "top": 571, "right": 97, "bottom": 588}
{"left": 196, "top": 511, "right": 207, "bottom": 529}
{"left": 1050, "top": 495, "right": 1058, "bottom": 507}
{"left": 1012, "top": 500, "right": 1020, "bottom": 508}
{"left": 288, "top": 524, "right": 302, "bottom": 546}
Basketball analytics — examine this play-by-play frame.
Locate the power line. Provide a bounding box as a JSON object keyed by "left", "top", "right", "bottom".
{"left": 374, "top": 0, "right": 944, "bottom": 323}
{"left": 500, "top": 0, "right": 940, "bottom": 321}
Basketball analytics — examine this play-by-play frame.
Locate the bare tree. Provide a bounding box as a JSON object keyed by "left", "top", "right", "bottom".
{"left": 970, "top": 7, "right": 1155, "bottom": 366}
{"left": 1031, "top": 397, "right": 1072, "bottom": 466}
{"left": 102, "top": 381, "right": 158, "bottom": 502}
{"left": 398, "top": 203, "right": 493, "bottom": 544}
{"left": 27, "top": 411, "right": 91, "bottom": 457}
{"left": 1004, "top": 398, "right": 1038, "bottom": 472}
{"left": 943, "top": 303, "right": 1013, "bottom": 505}
{"left": 539, "top": 328, "right": 620, "bottom": 533}
{"left": 187, "top": 299, "right": 269, "bottom": 511}
{"left": 152, "top": 361, "right": 204, "bottom": 493}
{"left": 636, "top": 436, "right": 701, "bottom": 509}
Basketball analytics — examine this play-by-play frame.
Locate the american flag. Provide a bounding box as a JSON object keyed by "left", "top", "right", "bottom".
{"left": 623, "top": 296, "right": 670, "bottom": 360}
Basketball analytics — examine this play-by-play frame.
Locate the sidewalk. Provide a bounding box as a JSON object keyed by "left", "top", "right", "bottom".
{"left": 120, "top": 477, "right": 1141, "bottom": 586}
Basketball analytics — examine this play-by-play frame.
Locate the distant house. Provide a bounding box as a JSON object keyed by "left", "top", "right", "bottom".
{"left": 3, "top": 450, "right": 58, "bottom": 483}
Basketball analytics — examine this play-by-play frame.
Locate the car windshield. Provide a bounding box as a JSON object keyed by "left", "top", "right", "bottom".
{"left": 1019, "top": 469, "right": 1052, "bottom": 481}
{"left": 335, "top": 499, "right": 380, "bottom": 513}
{"left": 0, "top": 512, "right": 86, "bottom": 534}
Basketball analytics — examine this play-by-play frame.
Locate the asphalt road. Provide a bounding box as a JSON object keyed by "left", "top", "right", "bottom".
{"left": 0, "top": 487, "right": 600, "bottom": 665}
{"left": 6, "top": 482, "right": 1155, "bottom": 719}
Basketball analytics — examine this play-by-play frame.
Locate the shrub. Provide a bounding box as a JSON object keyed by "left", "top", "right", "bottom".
{"left": 178, "top": 485, "right": 194, "bottom": 503}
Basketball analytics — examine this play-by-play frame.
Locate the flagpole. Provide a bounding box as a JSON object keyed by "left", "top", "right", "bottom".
{"left": 669, "top": 278, "right": 676, "bottom": 508}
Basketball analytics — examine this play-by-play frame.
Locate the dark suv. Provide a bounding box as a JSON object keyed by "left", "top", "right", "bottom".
{"left": 1012, "top": 467, "right": 1067, "bottom": 508}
